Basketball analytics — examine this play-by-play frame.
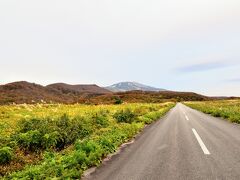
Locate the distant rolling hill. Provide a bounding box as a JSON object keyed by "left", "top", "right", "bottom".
{"left": 89, "top": 90, "right": 210, "bottom": 104}
{"left": 47, "top": 83, "right": 111, "bottom": 94}
{"left": 0, "top": 81, "right": 234, "bottom": 105}
{"left": 0, "top": 81, "right": 111, "bottom": 104}
{"left": 105, "top": 82, "right": 166, "bottom": 92}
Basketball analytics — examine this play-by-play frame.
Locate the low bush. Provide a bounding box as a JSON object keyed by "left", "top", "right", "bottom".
{"left": 113, "top": 109, "right": 136, "bottom": 123}
{"left": 0, "top": 146, "right": 13, "bottom": 164}
{"left": 0, "top": 136, "right": 11, "bottom": 148}
{"left": 16, "top": 130, "right": 42, "bottom": 151}
{"left": 15, "top": 114, "right": 94, "bottom": 151}
{"left": 92, "top": 113, "right": 109, "bottom": 128}
{"left": 114, "top": 97, "right": 123, "bottom": 105}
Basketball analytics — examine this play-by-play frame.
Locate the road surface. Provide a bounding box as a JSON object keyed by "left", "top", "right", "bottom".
{"left": 85, "top": 103, "right": 240, "bottom": 180}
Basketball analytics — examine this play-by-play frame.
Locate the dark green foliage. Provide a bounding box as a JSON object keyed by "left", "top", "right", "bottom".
{"left": 18, "top": 118, "right": 42, "bottom": 133}
{"left": 95, "top": 115, "right": 109, "bottom": 127}
{"left": 0, "top": 146, "right": 13, "bottom": 164}
{"left": 114, "top": 97, "right": 123, "bottom": 104}
{"left": 15, "top": 114, "right": 93, "bottom": 151}
{"left": 75, "top": 140, "right": 103, "bottom": 166}
{"left": 0, "top": 136, "right": 11, "bottom": 148}
{"left": 16, "top": 130, "right": 42, "bottom": 151}
{"left": 92, "top": 111, "right": 109, "bottom": 128}
{"left": 113, "top": 109, "right": 136, "bottom": 123}
{"left": 42, "top": 131, "right": 60, "bottom": 149}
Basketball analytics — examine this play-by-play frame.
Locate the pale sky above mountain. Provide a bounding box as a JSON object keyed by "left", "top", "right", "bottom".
{"left": 0, "top": 0, "right": 240, "bottom": 96}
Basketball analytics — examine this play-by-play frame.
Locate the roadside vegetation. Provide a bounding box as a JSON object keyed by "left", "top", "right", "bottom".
{"left": 0, "top": 102, "right": 175, "bottom": 179}
{"left": 185, "top": 100, "right": 240, "bottom": 123}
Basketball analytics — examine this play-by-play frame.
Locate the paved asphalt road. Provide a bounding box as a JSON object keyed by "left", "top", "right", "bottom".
{"left": 85, "top": 103, "right": 240, "bottom": 180}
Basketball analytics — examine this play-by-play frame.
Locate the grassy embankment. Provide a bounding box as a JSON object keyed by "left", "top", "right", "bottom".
{"left": 0, "top": 102, "right": 175, "bottom": 179}
{"left": 185, "top": 100, "right": 240, "bottom": 123}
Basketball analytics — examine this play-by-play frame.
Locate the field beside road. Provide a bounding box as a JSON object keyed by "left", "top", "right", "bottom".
{"left": 0, "top": 102, "right": 174, "bottom": 179}
{"left": 184, "top": 100, "right": 240, "bottom": 123}
{"left": 85, "top": 103, "right": 240, "bottom": 180}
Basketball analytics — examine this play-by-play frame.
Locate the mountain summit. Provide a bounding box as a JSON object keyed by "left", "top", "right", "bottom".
{"left": 105, "top": 82, "right": 166, "bottom": 92}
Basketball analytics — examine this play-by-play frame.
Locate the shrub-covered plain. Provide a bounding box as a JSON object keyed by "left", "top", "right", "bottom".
{"left": 0, "top": 102, "right": 174, "bottom": 179}
{"left": 185, "top": 100, "right": 240, "bottom": 123}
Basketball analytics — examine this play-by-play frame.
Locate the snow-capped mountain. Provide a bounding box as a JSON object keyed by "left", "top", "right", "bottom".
{"left": 105, "top": 82, "right": 166, "bottom": 92}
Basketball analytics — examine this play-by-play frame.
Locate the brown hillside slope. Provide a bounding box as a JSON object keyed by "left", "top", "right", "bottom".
{"left": 0, "top": 81, "right": 111, "bottom": 104}
{"left": 46, "top": 83, "right": 111, "bottom": 94}
{"left": 87, "top": 90, "right": 209, "bottom": 104}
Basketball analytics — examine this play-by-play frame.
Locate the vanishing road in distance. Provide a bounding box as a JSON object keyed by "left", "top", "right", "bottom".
{"left": 85, "top": 103, "right": 240, "bottom": 180}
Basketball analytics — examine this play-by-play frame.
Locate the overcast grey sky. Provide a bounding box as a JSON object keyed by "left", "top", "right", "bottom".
{"left": 0, "top": 0, "right": 240, "bottom": 96}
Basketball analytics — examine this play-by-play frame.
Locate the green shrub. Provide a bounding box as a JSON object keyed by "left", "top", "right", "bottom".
{"left": 0, "top": 136, "right": 10, "bottom": 148}
{"left": 16, "top": 130, "right": 42, "bottom": 151}
{"left": 42, "top": 131, "right": 60, "bottom": 149}
{"left": 113, "top": 109, "right": 136, "bottom": 123}
{"left": 15, "top": 115, "right": 94, "bottom": 151}
{"left": 114, "top": 97, "right": 123, "bottom": 104}
{"left": 18, "top": 118, "right": 42, "bottom": 133}
{"left": 92, "top": 113, "right": 109, "bottom": 128}
{"left": 74, "top": 140, "right": 103, "bottom": 166}
{"left": 0, "top": 146, "right": 13, "bottom": 164}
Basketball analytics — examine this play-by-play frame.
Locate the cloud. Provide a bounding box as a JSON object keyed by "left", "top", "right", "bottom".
{"left": 226, "top": 78, "right": 240, "bottom": 83}
{"left": 176, "top": 61, "right": 233, "bottom": 73}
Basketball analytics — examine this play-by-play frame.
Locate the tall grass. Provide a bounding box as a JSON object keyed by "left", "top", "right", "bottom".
{"left": 184, "top": 100, "right": 240, "bottom": 123}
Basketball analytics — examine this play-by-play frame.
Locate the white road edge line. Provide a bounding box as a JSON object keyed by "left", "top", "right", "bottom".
{"left": 192, "top": 128, "right": 210, "bottom": 155}
{"left": 185, "top": 115, "right": 189, "bottom": 121}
